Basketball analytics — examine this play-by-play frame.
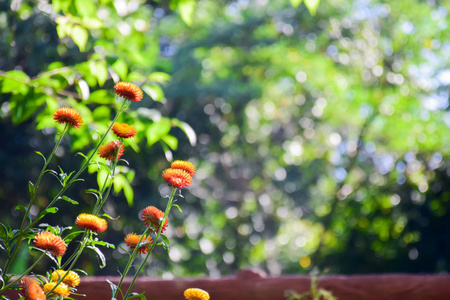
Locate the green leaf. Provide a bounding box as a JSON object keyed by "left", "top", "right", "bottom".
{"left": 128, "top": 292, "right": 146, "bottom": 300}
{"left": 90, "top": 60, "right": 108, "bottom": 86}
{"left": 172, "top": 203, "right": 183, "bottom": 213}
{"left": 28, "top": 181, "right": 35, "bottom": 200}
{"left": 52, "top": 0, "right": 72, "bottom": 13}
{"left": 162, "top": 134, "right": 178, "bottom": 150}
{"left": 1, "top": 70, "right": 30, "bottom": 94}
{"left": 61, "top": 196, "right": 79, "bottom": 205}
{"left": 172, "top": 119, "right": 197, "bottom": 146}
{"left": 35, "top": 151, "right": 46, "bottom": 163}
{"left": 148, "top": 72, "right": 171, "bottom": 84}
{"left": 87, "top": 245, "right": 106, "bottom": 268}
{"left": 74, "top": 0, "right": 96, "bottom": 17}
{"left": 146, "top": 118, "right": 172, "bottom": 147}
{"left": 142, "top": 84, "right": 164, "bottom": 102}
{"left": 112, "top": 58, "right": 128, "bottom": 80}
{"left": 106, "top": 279, "right": 119, "bottom": 299}
{"left": 71, "top": 25, "right": 88, "bottom": 52}
{"left": 35, "top": 207, "right": 59, "bottom": 222}
{"left": 304, "top": 0, "right": 320, "bottom": 15}
{"left": 178, "top": 0, "right": 196, "bottom": 26}
{"left": 290, "top": 0, "right": 303, "bottom": 7}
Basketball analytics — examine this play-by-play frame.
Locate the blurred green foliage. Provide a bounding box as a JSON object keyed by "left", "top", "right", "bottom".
{"left": 1, "top": 0, "right": 450, "bottom": 278}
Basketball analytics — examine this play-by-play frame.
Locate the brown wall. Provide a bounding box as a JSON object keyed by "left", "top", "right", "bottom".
{"left": 4, "top": 270, "right": 450, "bottom": 300}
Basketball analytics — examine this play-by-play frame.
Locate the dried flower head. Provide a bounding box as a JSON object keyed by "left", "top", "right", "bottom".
{"left": 52, "top": 107, "right": 83, "bottom": 129}
{"left": 75, "top": 213, "right": 107, "bottom": 233}
{"left": 171, "top": 160, "right": 196, "bottom": 177}
{"left": 21, "top": 277, "right": 46, "bottom": 300}
{"left": 34, "top": 231, "right": 66, "bottom": 257}
{"left": 141, "top": 206, "right": 168, "bottom": 233}
{"left": 184, "top": 288, "right": 210, "bottom": 300}
{"left": 98, "top": 140, "right": 124, "bottom": 161}
{"left": 51, "top": 270, "right": 80, "bottom": 288}
{"left": 162, "top": 168, "right": 192, "bottom": 189}
{"left": 114, "top": 82, "right": 143, "bottom": 102}
{"left": 43, "top": 282, "right": 70, "bottom": 297}
{"left": 112, "top": 123, "right": 137, "bottom": 139}
{"left": 124, "top": 233, "right": 153, "bottom": 254}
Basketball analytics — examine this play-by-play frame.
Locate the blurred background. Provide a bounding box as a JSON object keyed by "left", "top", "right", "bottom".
{"left": 0, "top": 0, "right": 449, "bottom": 278}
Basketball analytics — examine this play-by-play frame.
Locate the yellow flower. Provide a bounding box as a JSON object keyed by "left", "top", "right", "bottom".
{"left": 51, "top": 270, "right": 80, "bottom": 287}
{"left": 124, "top": 233, "right": 153, "bottom": 254}
{"left": 171, "top": 160, "right": 196, "bottom": 177}
{"left": 43, "top": 282, "right": 70, "bottom": 297}
{"left": 184, "top": 288, "right": 210, "bottom": 300}
{"left": 112, "top": 123, "right": 137, "bottom": 139}
{"left": 75, "top": 213, "right": 107, "bottom": 233}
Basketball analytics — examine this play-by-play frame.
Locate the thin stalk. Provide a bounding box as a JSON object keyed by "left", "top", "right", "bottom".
{"left": 61, "top": 231, "right": 88, "bottom": 270}
{"left": 113, "top": 227, "right": 151, "bottom": 298}
{"left": 3, "top": 124, "right": 69, "bottom": 276}
{"left": 123, "top": 188, "right": 177, "bottom": 299}
{"left": 29, "top": 99, "right": 128, "bottom": 230}
{"left": 93, "top": 140, "right": 122, "bottom": 215}
{"left": 46, "top": 231, "right": 90, "bottom": 296}
{"left": 2, "top": 252, "right": 46, "bottom": 290}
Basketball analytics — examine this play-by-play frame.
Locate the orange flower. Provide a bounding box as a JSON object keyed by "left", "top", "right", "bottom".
{"left": 162, "top": 168, "right": 192, "bottom": 189}
{"left": 141, "top": 206, "right": 168, "bottom": 233}
{"left": 114, "top": 82, "right": 143, "bottom": 102}
{"left": 34, "top": 231, "right": 66, "bottom": 257}
{"left": 43, "top": 282, "right": 70, "bottom": 297}
{"left": 112, "top": 123, "right": 136, "bottom": 139}
{"left": 98, "top": 140, "right": 124, "bottom": 161}
{"left": 52, "top": 107, "right": 83, "bottom": 129}
{"left": 21, "top": 277, "right": 46, "bottom": 300}
{"left": 75, "top": 213, "right": 107, "bottom": 233}
{"left": 51, "top": 270, "right": 80, "bottom": 288}
{"left": 171, "top": 160, "right": 196, "bottom": 177}
{"left": 184, "top": 288, "right": 210, "bottom": 300}
{"left": 124, "top": 233, "right": 153, "bottom": 254}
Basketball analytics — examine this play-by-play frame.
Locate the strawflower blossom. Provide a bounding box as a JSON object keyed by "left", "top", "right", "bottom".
{"left": 98, "top": 140, "right": 124, "bottom": 161}
{"left": 51, "top": 270, "right": 80, "bottom": 287}
{"left": 162, "top": 168, "right": 192, "bottom": 189}
{"left": 141, "top": 206, "right": 168, "bottom": 233}
{"left": 34, "top": 231, "right": 67, "bottom": 257}
{"left": 171, "top": 160, "right": 196, "bottom": 177}
{"left": 43, "top": 282, "right": 70, "bottom": 297}
{"left": 52, "top": 107, "right": 83, "bottom": 129}
{"left": 75, "top": 213, "right": 107, "bottom": 233}
{"left": 20, "top": 277, "right": 46, "bottom": 300}
{"left": 114, "top": 82, "right": 143, "bottom": 102}
{"left": 124, "top": 233, "right": 153, "bottom": 254}
{"left": 112, "top": 122, "right": 136, "bottom": 139}
{"left": 184, "top": 288, "right": 210, "bottom": 300}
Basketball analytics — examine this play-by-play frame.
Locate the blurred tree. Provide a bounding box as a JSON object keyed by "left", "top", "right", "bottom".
{"left": 1, "top": 0, "right": 449, "bottom": 279}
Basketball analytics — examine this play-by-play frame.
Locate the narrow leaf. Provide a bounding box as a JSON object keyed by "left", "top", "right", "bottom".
{"left": 87, "top": 245, "right": 106, "bottom": 268}
{"left": 61, "top": 196, "right": 79, "bottom": 205}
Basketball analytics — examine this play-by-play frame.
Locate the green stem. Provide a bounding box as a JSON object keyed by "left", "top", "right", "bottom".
{"left": 122, "top": 188, "right": 177, "bottom": 299}
{"left": 2, "top": 252, "right": 46, "bottom": 290}
{"left": 29, "top": 99, "right": 128, "bottom": 230}
{"left": 93, "top": 139, "right": 122, "bottom": 215}
{"left": 3, "top": 124, "right": 69, "bottom": 277}
{"left": 46, "top": 231, "right": 90, "bottom": 296}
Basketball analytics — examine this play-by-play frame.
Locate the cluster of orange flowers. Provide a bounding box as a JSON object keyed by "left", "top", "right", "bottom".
{"left": 25, "top": 82, "right": 200, "bottom": 299}
{"left": 162, "top": 160, "right": 196, "bottom": 189}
